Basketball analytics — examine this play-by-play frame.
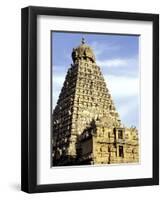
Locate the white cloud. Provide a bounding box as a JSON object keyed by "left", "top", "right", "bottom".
{"left": 104, "top": 74, "right": 139, "bottom": 98}
{"left": 97, "top": 58, "right": 127, "bottom": 68}
{"left": 52, "top": 73, "right": 65, "bottom": 108}
{"left": 90, "top": 41, "right": 120, "bottom": 57}
{"left": 117, "top": 98, "right": 138, "bottom": 118}
{"left": 117, "top": 97, "right": 139, "bottom": 128}
{"left": 52, "top": 74, "right": 65, "bottom": 85}
{"left": 97, "top": 57, "right": 138, "bottom": 68}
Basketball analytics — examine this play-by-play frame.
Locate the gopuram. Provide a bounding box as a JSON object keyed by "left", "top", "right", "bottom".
{"left": 52, "top": 38, "right": 139, "bottom": 166}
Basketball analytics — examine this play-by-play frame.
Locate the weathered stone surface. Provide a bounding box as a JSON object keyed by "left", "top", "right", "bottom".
{"left": 52, "top": 39, "right": 139, "bottom": 166}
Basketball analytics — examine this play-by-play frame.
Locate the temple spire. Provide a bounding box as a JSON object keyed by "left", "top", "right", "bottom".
{"left": 52, "top": 39, "right": 139, "bottom": 166}
{"left": 81, "top": 37, "right": 85, "bottom": 44}
{"left": 72, "top": 37, "right": 95, "bottom": 63}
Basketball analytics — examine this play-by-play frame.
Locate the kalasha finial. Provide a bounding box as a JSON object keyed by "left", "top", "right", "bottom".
{"left": 81, "top": 37, "right": 85, "bottom": 44}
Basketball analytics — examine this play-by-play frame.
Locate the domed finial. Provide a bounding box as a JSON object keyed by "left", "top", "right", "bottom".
{"left": 72, "top": 38, "right": 96, "bottom": 63}
{"left": 81, "top": 37, "right": 85, "bottom": 44}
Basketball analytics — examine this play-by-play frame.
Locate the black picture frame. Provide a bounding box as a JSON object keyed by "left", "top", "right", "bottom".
{"left": 21, "top": 6, "right": 159, "bottom": 193}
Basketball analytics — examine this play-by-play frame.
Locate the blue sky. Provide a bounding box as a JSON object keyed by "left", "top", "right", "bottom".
{"left": 52, "top": 31, "right": 139, "bottom": 128}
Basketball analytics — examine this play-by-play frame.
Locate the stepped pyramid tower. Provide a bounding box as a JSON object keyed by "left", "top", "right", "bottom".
{"left": 52, "top": 38, "right": 139, "bottom": 166}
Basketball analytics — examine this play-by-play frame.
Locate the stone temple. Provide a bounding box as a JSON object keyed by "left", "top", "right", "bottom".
{"left": 52, "top": 38, "right": 139, "bottom": 166}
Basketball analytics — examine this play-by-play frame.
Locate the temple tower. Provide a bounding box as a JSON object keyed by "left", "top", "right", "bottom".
{"left": 52, "top": 38, "right": 139, "bottom": 166}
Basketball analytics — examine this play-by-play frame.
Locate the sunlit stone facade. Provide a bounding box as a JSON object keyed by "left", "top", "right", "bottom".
{"left": 52, "top": 38, "right": 139, "bottom": 166}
